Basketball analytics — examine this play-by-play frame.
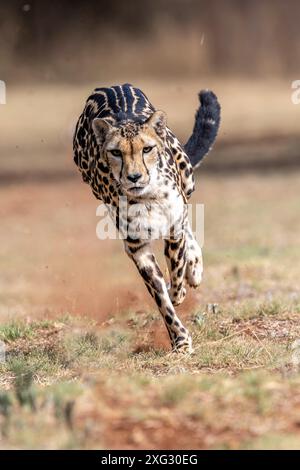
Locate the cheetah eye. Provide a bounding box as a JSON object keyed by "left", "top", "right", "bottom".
{"left": 143, "top": 146, "right": 154, "bottom": 154}
{"left": 110, "top": 149, "right": 122, "bottom": 158}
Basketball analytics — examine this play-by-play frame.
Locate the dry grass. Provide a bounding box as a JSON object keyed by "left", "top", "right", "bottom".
{"left": 1, "top": 173, "right": 300, "bottom": 449}
{"left": 0, "top": 171, "right": 300, "bottom": 448}
{"left": 1, "top": 81, "right": 300, "bottom": 449}
{"left": 0, "top": 304, "right": 300, "bottom": 449}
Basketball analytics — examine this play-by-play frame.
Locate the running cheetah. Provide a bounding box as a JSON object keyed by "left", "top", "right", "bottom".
{"left": 73, "top": 84, "right": 220, "bottom": 353}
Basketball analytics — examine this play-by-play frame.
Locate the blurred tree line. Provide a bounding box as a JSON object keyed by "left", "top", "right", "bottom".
{"left": 1, "top": 0, "right": 299, "bottom": 82}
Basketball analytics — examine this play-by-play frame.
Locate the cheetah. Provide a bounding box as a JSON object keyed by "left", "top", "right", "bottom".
{"left": 73, "top": 84, "right": 220, "bottom": 353}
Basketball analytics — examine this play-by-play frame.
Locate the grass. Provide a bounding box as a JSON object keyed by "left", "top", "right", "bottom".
{"left": 0, "top": 298, "right": 299, "bottom": 449}
{"left": 0, "top": 263, "right": 300, "bottom": 449}
{"left": 0, "top": 169, "right": 300, "bottom": 448}
{"left": 0, "top": 321, "right": 35, "bottom": 342}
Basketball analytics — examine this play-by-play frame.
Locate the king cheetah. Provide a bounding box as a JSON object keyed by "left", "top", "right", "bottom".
{"left": 73, "top": 83, "right": 220, "bottom": 353}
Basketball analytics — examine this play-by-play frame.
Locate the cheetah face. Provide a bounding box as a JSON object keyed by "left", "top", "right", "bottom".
{"left": 92, "top": 111, "right": 167, "bottom": 197}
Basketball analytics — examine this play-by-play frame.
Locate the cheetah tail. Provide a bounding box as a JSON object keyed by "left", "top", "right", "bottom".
{"left": 184, "top": 90, "right": 221, "bottom": 169}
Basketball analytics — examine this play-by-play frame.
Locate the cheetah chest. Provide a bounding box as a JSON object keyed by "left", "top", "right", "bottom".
{"left": 126, "top": 184, "right": 185, "bottom": 240}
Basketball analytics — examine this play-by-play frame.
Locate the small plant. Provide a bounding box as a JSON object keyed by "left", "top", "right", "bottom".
{"left": 256, "top": 301, "right": 283, "bottom": 317}
{"left": 242, "top": 372, "right": 271, "bottom": 415}
{"left": 161, "top": 378, "right": 193, "bottom": 406}
{"left": 10, "top": 360, "right": 36, "bottom": 411}
{"left": 0, "top": 392, "right": 12, "bottom": 437}
{"left": 0, "top": 321, "right": 34, "bottom": 342}
{"left": 0, "top": 392, "right": 12, "bottom": 418}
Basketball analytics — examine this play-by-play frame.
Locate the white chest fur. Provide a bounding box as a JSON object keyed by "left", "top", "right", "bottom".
{"left": 127, "top": 184, "right": 185, "bottom": 240}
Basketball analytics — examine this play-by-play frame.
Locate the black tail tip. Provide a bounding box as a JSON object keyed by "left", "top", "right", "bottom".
{"left": 198, "top": 89, "right": 220, "bottom": 111}
{"left": 184, "top": 89, "right": 221, "bottom": 169}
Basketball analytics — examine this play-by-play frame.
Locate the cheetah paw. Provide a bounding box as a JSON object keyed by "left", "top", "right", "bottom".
{"left": 172, "top": 336, "right": 194, "bottom": 355}
{"left": 185, "top": 260, "right": 203, "bottom": 289}
{"left": 168, "top": 286, "right": 187, "bottom": 306}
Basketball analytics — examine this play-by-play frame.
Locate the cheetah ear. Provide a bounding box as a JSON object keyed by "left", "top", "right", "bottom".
{"left": 146, "top": 111, "right": 167, "bottom": 139}
{"left": 92, "top": 118, "right": 114, "bottom": 144}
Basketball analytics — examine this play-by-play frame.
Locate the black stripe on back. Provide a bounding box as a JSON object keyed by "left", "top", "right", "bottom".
{"left": 89, "top": 84, "right": 154, "bottom": 122}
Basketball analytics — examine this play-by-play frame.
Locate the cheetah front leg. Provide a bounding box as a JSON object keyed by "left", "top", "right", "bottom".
{"left": 185, "top": 223, "right": 203, "bottom": 288}
{"left": 124, "top": 240, "right": 193, "bottom": 354}
{"left": 164, "top": 236, "right": 187, "bottom": 307}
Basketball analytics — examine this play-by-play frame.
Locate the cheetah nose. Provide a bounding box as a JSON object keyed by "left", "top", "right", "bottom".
{"left": 127, "top": 173, "right": 142, "bottom": 183}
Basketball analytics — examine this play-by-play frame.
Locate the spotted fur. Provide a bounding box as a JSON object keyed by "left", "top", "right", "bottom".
{"left": 73, "top": 83, "right": 220, "bottom": 353}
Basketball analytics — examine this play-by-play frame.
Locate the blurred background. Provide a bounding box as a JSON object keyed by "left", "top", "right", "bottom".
{"left": 1, "top": 0, "right": 300, "bottom": 178}
{"left": 0, "top": 0, "right": 299, "bottom": 317}
{"left": 1, "top": 0, "right": 300, "bottom": 451}
{"left": 2, "top": 0, "right": 300, "bottom": 80}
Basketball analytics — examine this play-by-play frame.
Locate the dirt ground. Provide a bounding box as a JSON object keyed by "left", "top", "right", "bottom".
{"left": 1, "top": 170, "right": 300, "bottom": 449}
{"left": 0, "top": 80, "right": 300, "bottom": 449}
{"left": 1, "top": 171, "right": 300, "bottom": 322}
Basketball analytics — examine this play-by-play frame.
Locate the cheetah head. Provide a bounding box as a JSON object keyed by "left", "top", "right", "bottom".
{"left": 92, "top": 111, "right": 167, "bottom": 197}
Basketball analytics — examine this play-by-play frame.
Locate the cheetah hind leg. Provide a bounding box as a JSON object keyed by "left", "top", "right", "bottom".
{"left": 185, "top": 226, "right": 203, "bottom": 289}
